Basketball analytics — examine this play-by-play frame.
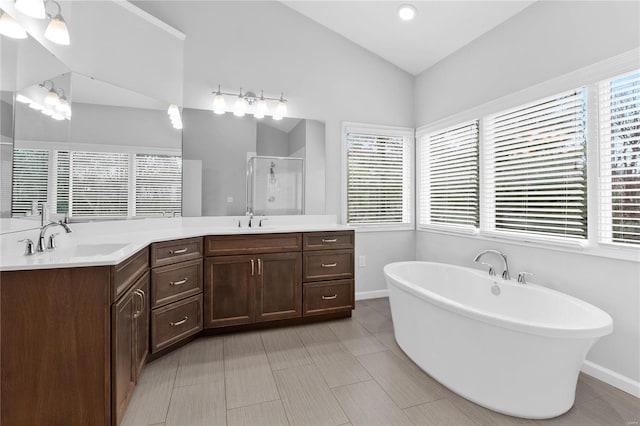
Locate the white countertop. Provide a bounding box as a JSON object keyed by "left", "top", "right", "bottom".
{"left": 0, "top": 215, "right": 353, "bottom": 271}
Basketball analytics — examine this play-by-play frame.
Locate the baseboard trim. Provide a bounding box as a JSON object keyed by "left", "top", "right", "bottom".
{"left": 355, "top": 289, "right": 389, "bottom": 301}
{"left": 582, "top": 360, "right": 640, "bottom": 398}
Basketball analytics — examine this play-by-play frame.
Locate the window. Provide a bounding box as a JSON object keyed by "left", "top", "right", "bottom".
{"left": 11, "top": 148, "right": 49, "bottom": 216}
{"left": 344, "top": 125, "right": 413, "bottom": 228}
{"left": 599, "top": 70, "right": 640, "bottom": 245}
{"left": 11, "top": 147, "right": 182, "bottom": 218}
{"left": 418, "top": 120, "right": 479, "bottom": 230}
{"left": 135, "top": 154, "right": 182, "bottom": 217}
{"left": 70, "top": 151, "right": 129, "bottom": 217}
{"left": 484, "top": 88, "right": 588, "bottom": 240}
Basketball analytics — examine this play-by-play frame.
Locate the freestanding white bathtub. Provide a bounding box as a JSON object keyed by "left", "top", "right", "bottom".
{"left": 384, "top": 261, "right": 613, "bottom": 419}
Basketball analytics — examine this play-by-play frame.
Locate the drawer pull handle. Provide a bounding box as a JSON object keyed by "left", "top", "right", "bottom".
{"left": 321, "top": 263, "right": 337, "bottom": 268}
{"left": 170, "top": 316, "right": 188, "bottom": 327}
{"left": 170, "top": 278, "right": 188, "bottom": 286}
{"left": 322, "top": 294, "right": 338, "bottom": 300}
{"left": 170, "top": 248, "right": 188, "bottom": 254}
{"left": 321, "top": 238, "right": 338, "bottom": 243}
{"left": 251, "top": 259, "right": 255, "bottom": 276}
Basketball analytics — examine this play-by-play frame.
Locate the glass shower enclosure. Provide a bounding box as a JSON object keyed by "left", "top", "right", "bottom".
{"left": 246, "top": 156, "right": 304, "bottom": 215}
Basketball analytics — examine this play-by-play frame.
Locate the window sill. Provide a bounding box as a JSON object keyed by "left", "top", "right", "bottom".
{"left": 417, "top": 228, "right": 640, "bottom": 262}
{"left": 350, "top": 224, "right": 415, "bottom": 233}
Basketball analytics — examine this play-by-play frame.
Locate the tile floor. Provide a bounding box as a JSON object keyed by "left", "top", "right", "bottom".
{"left": 122, "top": 298, "right": 640, "bottom": 426}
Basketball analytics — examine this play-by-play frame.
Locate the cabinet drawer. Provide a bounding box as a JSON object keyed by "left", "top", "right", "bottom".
{"left": 151, "top": 259, "right": 203, "bottom": 308}
{"left": 303, "top": 280, "right": 354, "bottom": 316}
{"left": 303, "top": 250, "right": 354, "bottom": 282}
{"left": 303, "top": 231, "right": 354, "bottom": 251}
{"left": 112, "top": 247, "right": 149, "bottom": 301}
{"left": 151, "top": 237, "right": 203, "bottom": 267}
{"left": 205, "top": 233, "right": 302, "bottom": 256}
{"left": 151, "top": 294, "right": 203, "bottom": 353}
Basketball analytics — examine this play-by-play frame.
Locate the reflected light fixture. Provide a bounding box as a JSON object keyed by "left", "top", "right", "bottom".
{"left": 40, "top": 80, "right": 59, "bottom": 105}
{"left": 16, "top": 94, "right": 32, "bottom": 104}
{"left": 398, "top": 4, "right": 417, "bottom": 21}
{"left": 29, "top": 102, "right": 43, "bottom": 110}
{"left": 41, "top": 108, "right": 53, "bottom": 116}
{"left": 55, "top": 89, "right": 70, "bottom": 114}
{"left": 44, "top": 0, "right": 69, "bottom": 45}
{"left": 212, "top": 85, "right": 289, "bottom": 121}
{"left": 234, "top": 89, "right": 247, "bottom": 117}
{"left": 0, "top": 9, "right": 28, "bottom": 39}
{"left": 168, "top": 104, "right": 182, "bottom": 129}
{"left": 15, "top": 0, "right": 46, "bottom": 19}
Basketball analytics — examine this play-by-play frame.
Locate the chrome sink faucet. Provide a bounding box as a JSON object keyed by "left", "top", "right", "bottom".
{"left": 474, "top": 250, "right": 511, "bottom": 280}
{"left": 37, "top": 221, "right": 72, "bottom": 253}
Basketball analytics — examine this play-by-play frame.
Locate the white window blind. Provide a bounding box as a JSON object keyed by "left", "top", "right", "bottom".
{"left": 135, "top": 154, "right": 182, "bottom": 217}
{"left": 70, "top": 151, "right": 129, "bottom": 217}
{"left": 419, "top": 121, "right": 479, "bottom": 229}
{"left": 11, "top": 148, "right": 48, "bottom": 216}
{"left": 484, "top": 88, "right": 588, "bottom": 240}
{"left": 599, "top": 70, "right": 640, "bottom": 245}
{"left": 346, "top": 130, "right": 412, "bottom": 226}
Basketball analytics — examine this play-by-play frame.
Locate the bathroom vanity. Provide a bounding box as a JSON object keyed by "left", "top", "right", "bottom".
{"left": 0, "top": 219, "right": 354, "bottom": 426}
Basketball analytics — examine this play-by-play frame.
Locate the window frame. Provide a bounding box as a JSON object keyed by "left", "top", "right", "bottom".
{"left": 341, "top": 122, "right": 415, "bottom": 232}
{"left": 415, "top": 48, "right": 640, "bottom": 262}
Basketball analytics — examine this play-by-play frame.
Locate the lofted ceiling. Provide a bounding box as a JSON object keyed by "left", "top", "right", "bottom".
{"left": 281, "top": 1, "right": 535, "bottom": 75}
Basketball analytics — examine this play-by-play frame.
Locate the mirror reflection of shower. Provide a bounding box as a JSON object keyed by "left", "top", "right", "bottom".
{"left": 247, "top": 156, "right": 304, "bottom": 215}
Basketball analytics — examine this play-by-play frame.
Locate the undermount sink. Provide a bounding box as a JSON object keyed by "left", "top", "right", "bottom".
{"left": 55, "top": 243, "right": 129, "bottom": 257}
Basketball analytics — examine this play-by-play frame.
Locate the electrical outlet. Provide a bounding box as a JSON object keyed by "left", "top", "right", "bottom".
{"left": 359, "top": 255, "right": 366, "bottom": 267}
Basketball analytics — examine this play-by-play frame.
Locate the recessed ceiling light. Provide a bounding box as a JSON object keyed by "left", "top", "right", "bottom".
{"left": 398, "top": 4, "right": 417, "bottom": 21}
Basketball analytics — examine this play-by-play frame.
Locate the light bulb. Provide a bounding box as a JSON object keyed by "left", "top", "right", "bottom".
{"left": 168, "top": 104, "right": 180, "bottom": 117}
{"left": 15, "top": 0, "right": 46, "bottom": 19}
{"left": 234, "top": 94, "right": 247, "bottom": 117}
{"left": 255, "top": 96, "right": 268, "bottom": 119}
{"left": 45, "top": 89, "right": 59, "bottom": 106}
{"left": 44, "top": 14, "right": 70, "bottom": 45}
{"left": 398, "top": 4, "right": 417, "bottom": 21}
{"left": 29, "top": 102, "right": 43, "bottom": 110}
{"left": 16, "top": 94, "right": 32, "bottom": 104}
{"left": 275, "top": 98, "right": 287, "bottom": 118}
{"left": 0, "top": 10, "right": 28, "bottom": 39}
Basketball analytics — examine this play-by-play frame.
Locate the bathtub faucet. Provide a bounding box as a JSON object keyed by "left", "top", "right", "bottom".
{"left": 473, "top": 250, "right": 511, "bottom": 281}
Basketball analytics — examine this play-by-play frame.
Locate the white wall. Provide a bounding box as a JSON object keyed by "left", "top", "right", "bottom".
{"left": 137, "top": 0, "right": 416, "bottom": 295}
{"left": 414, "top": 1, "right": 640, "bottom": 387}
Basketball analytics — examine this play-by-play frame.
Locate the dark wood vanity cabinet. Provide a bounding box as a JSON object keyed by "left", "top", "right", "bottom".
{"left": 149, "top": 238, "right": 204, "bottom": 353}
{"left": 112, "top": 271, "right": 149, "bottom": 426}
{"left": 204, "top": 234, "right": 304, "bottom": 328}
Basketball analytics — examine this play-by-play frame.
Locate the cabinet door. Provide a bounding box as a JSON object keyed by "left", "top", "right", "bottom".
{"left": 111, "top": 286, "right": 137, "bottom": 426}
{"left": 204, "top": 255, "right": 255, "bottom": 328}
{"left": 133, "top": 272, "right": 150, "bottom": 380}
{"left": 255, "top": 252, "right": 302, "bottom": 322}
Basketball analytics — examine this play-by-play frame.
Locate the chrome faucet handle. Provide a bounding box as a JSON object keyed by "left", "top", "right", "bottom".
{"left": 480, "top": 262, "right": 495, "bottom": 276}
{"left": 48, "top": 233, "right": 60, "bottom": 250}
{"left": 18, "top": 239, "right": 36, "bottom": 256}
{"left": 259, "top": 218, "right": 268, "bottom": 227}
{"left": 517, "top": 272, "right": 534, "bottom": 284}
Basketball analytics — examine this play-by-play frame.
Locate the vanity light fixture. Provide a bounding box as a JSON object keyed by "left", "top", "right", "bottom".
{"left": 43, "top": 0, "right": 69, "bottom": 45}
{"left": 15, "top": 0, "right": 46, "bottom": 19}
{"left": 233, "top": 89, "right": 247, "bottom": 117}
{"left": 273, "top": 93, "right": 287, "bottom": 121}
{"left": 254, "top": 91, "right": 268, "bottom": 119}
{"left": 168, "top": 104, "right": 182, "bottom": 129}
{"left": 0, "top": 9, "right": 27, "bottom": 39}
{"left": 211, "top": 85, "right": 289, "bottom": 120}
{"left": 398, "top": 4, "right": 417, "bottom": 21}
{"left": 212, "top": 85, "right": 226, "bottom": 115}
{"left": 40, "top": 80, "right": 59, "bottom": 106}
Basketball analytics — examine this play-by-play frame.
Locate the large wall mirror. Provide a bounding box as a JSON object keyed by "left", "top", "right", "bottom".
{"left": 182, "top": 109, "right": 326, "bottom": 217}
{"left": 1, "top": 25, "right": 182, "bottom": 232}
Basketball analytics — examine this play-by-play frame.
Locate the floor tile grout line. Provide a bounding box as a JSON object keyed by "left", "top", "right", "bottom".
{"left": 162, "top": 356, "right": 181, "bottom": 425}
{"left": 257, "top": 330, "right": 283, "bottom": 403}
